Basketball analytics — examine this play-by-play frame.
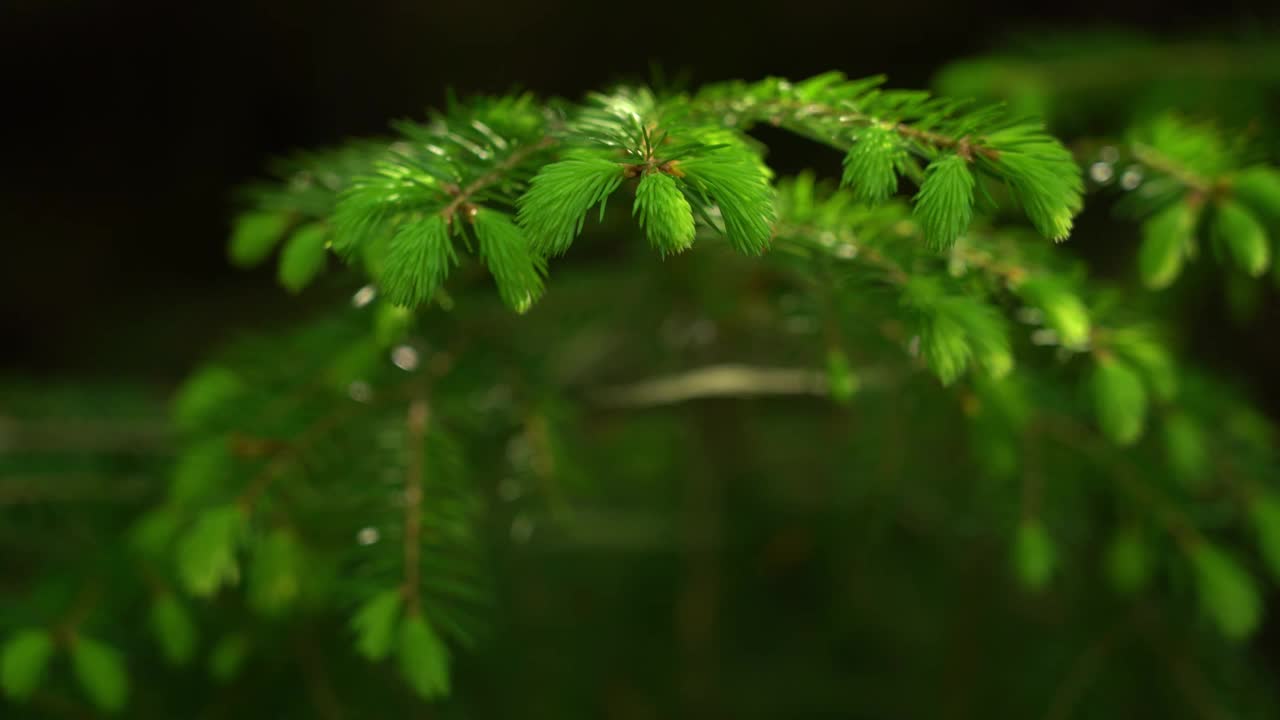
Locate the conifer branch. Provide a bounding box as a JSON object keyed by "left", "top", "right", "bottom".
{"left": 690, "top": 94, "right": 1000, "bottom": 161}
{"left": 12, "top": 53, "right": 1273, "bottom": 716}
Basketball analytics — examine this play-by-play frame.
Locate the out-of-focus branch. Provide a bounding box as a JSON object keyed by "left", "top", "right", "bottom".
{"left": 592, "top": 363, "right": 891, "bottom": 408}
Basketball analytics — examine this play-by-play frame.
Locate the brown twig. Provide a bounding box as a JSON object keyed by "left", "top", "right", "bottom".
{"left": 401, "top": 397, "right": 430, "bottom": 614}
{"left": 441, "top": 137, "right": 557, "bottom": 223}
{"left": 294, "top": 633, "right": 346, "bottom": 720}
{"left": 692, "top": 96, "right": 1001, "bottom": 161}
{"left": 1134, "top": 604, "right": 1231, "bottom": 720}
{"left": 1041, "top": 614, "right": 1131, "bottom": 720}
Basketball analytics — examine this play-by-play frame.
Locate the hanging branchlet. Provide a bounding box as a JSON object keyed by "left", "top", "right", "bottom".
{"left": 1115, "top": 115, "right": 1280, "bottom": 287}
{"left": 518, "top": 89, "right": 776, "bottom": 257}
{"left": 683, "top": 72, "right": 1084, "bottom": 244}
{"left": 914, "top": 154, "right": 976, "bottom": 250}
{"left": 633, "top": 171, "right": 696, "bottom": 255}
{"left": 841, "top": 124, "right": 908, "bottom": 204}
{"left": 516, "top": 154, "right": 625, "bottom": 256}
{"left": 289, "top": 95, "right": 558, "bottom": 310}
{"left": 472, "top": 208, "right": 546, "bottom": 313}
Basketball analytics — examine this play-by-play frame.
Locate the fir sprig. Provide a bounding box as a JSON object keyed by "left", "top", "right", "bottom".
{"left": 1111, "top": 114, "right": 1280, "bottom": 287}
{"left": 684, "top": 72, "right": 1085, "bottom": 242}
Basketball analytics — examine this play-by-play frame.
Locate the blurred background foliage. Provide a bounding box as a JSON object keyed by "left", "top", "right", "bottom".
{"left": 3, "top": 1, "right": 1280, "bottom": 718}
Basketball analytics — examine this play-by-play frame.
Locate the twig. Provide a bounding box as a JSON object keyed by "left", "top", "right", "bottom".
{"left": 1134, "top": 604, "right": 1231, "bottom": 720}
{"left": 401, "top": 397, "right": 430, "bottom": 614}
{"left": 592, "top": 363, "right": 891, "bottom": 408}
{"left": 295, "top": 633, "right": 345, "bottom": 720}
{"left": 1041, "top": 614, "right": 1131, "bottom": 720}
{"left": 692, "top": 96, "right": 1001, "bottom": 161}
{"left": 1035, "top": 416, "right": 1202, "bottom": 550}
{"left": 441, "top": 137, "right": 557, "bottom": 223}
{"left": 236, "top": 401, "right": 363, "bottom": 512}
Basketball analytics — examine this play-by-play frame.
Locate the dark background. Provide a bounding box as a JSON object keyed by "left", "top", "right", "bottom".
{"left": 3, "top": 0, "right": 1279, "bottom": 389}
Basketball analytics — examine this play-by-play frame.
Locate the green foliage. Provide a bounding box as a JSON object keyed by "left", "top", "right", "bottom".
{"left": 230, "top": 211, "right": 290, "bottom": 268}
{"left": 149, "top": 594, "right": 198, "bottom": 666}
{"left": 11, "top": 51, "right": 1280, "bottom": 717}
{"left": 1015, "top": 278, "right": 1090, "bottom": 349}
{"left": 171, "top": 438, "right": 231, "bottom": 506}
{"left": 71, "top": 636, "right": 129, "bottom": 713}
{"left": 1090, "top": 356, "right": 1148, "bottom": 446}
{"left": 980, "top": 122, "right": 1083, "bottom": 240}
{"left": 329, "top": 176, "right": 420, "bottom": 259}
{"left": 689, "top": 71, "right": 1082, "bottom": 240}
{"left": 278, "top": 223, "right": 330, "bottom": 292}
{"left": 1107, "top": 326, "right": 1177, "bottom": 402}
{"left": 901, "top": 278, "right": 1010, "bottom": 385}
{"left": 177, "top": 504, "right": 246, "bottom": 596}
{"left": 172, "top": 366, "right": 243, "bottom": 432}
{"left": 1249, "top": 494, "right": 1280, "bottom": 581}
{"left": 825, "top": 347, "right": 859, "bottom": 404}
{"left": 1087, "top": 113, "right": 1280, "bottom": 291}
{"left": 1131, "top": 114, "right": 1236, "bottom": 180}
{"left": 633, "top": 172, "right": 696, "bottom": 255}
{"left": 1162, "top": 411, "right": 1209, "bottom": 487}
{"left": 1190, "top": 543, "right": 1261, "bottom": 641}
{"left": 208, "top": 633, "right": 250, "bottom": 682}
{"left": 1104, "top": 528, "right": 1151, "bottom": 594}
{"left": 473, "top": 208, "right": 546, "bottom": 312}
{"left": 517, "top": 156, "right": 623, "bottom": 256}
{"left": 248, "top": 529, "right": 305, "bottom": 616}
{"left": 1232, "top": 166, "right": 1280, "bottom": 225}
{"left": 678, "top": 150, "right": 776, "bottom": 254}
{"left": 1, "top": 629, "right": 54, "bottom": 701}
{"left": 841, "top": 124, "right": 906, "bottom": 204}
{"left": 1014, "top": 519, "right": 1055, "bottom": 590}
{"left": 913, "top": 154, "right": 974, "bottom": 250}
{"left": 351, "top": 589, "right": 403, "bottom": 661}
{"left": 1139, "top": 200, "right": 1197, "bottom": 289}
{"left": 399, "top": 614, "right": 450, "bottom": 700}
{"left": 374, "top": 302, "right": 414, "bottom": 347}
{"left": 1212, "top": 199, "right": 1270, "bottom": 277}
{"left": 380, "top": 215, "right": 457, "bottom": 308}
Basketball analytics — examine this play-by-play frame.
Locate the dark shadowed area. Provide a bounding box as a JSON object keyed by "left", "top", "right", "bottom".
{"left": 3, "top": 0, "right": 1278, "bottom": 397}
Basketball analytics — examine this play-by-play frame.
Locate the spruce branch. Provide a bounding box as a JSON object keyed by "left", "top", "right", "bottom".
{"left": 685, "top": 74, "right": 1083, "bottom": 241}
{"left": 47, "top": 56, "right": 1274, "bottom": 715}
{"left": 685, "top": 77, "right": 1003, "bottom": 161}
